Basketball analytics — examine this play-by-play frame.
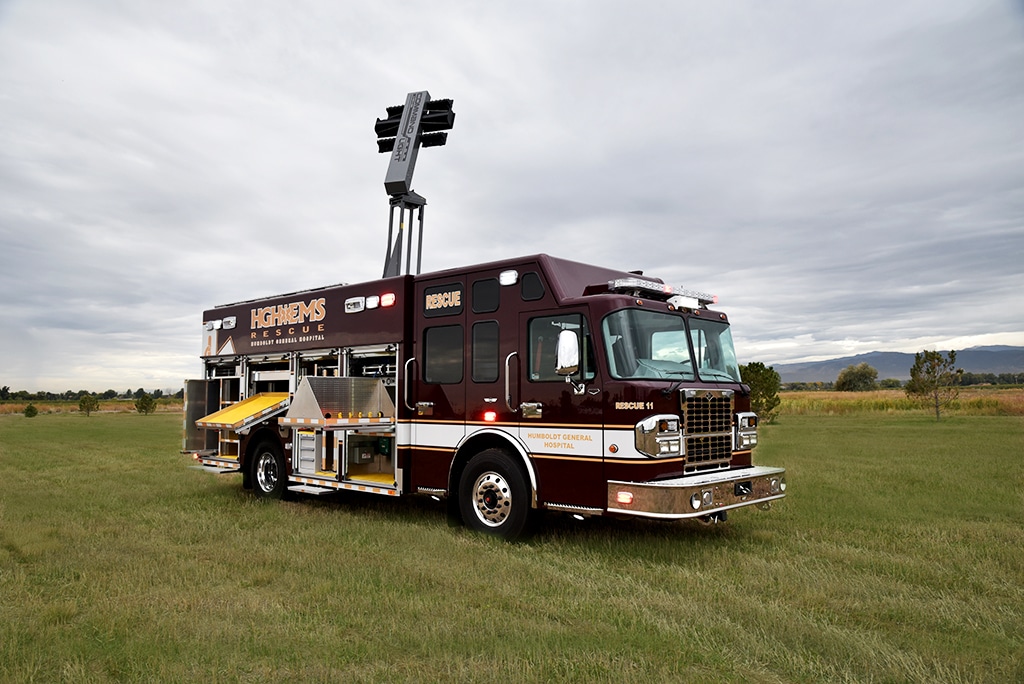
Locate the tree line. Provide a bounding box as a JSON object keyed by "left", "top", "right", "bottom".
{"left": 2, "top": 386, "right": 183, "bottom": 418}
{"left": 783, "top": 371, "right": 1022, "bottom": 391}
{"left": 1, "top": 386, "right": 184, "bottom": 402}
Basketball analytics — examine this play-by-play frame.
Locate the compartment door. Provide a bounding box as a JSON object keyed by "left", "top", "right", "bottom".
{"left": 183, "top": 379, "right": 218, "bottom": 452}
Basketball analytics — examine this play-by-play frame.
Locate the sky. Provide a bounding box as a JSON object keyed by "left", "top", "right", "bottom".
{"left": 1, "top": 1, "right": 1022, "bottom": 392}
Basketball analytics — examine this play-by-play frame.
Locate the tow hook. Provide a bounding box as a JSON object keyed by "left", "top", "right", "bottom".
{"left": 698, "top": 511, "right": 728, "bottom": 525}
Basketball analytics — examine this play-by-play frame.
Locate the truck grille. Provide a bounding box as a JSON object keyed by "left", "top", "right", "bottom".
{"left": 681, "top": 389, "right": 734, "bottom": 472}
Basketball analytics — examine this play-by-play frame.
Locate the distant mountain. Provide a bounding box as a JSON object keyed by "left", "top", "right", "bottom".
{"left": 772, "top": 346, "right": 1024, "bottom": 383}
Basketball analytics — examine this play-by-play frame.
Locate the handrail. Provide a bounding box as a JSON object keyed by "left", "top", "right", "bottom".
{"left": 504, "top": 351, "right": 518, "bottom": 412}
{"left": 403, "top": 357, "right": 417, "bottom": 411}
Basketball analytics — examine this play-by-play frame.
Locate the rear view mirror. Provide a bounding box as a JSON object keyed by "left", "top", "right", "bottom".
{"left": 555, "top": 330, "right": 580, "bottom": 376}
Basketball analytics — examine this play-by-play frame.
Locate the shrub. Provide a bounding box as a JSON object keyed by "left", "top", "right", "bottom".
{"left": 79, "top": 394, "right": 100, "bottom": 417}
{"left": 135, "top": 394, "right": 157, "bottom": 415}
{"left": 836, "top": 363, "right": 878, "bottom": 391}
{"left": 24, "top": 404, "right": 38, "bottom": 418}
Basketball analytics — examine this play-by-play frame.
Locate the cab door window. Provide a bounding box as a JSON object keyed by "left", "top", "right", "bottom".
{"left": 527, "top": 313, "right": 595, "bottom": 382}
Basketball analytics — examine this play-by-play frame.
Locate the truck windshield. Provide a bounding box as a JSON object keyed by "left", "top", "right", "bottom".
{"left": 689, "top": 316, "right": 742, "bottom": 383}
{"left": 601, "top": 309, "right": 741, "bottom": 383}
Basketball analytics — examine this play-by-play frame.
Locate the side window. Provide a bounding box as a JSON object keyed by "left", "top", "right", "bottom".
{"left": 521, "top": 272, "right": 545, "bottom": 301}
{"left": 423, "top": 325, "right": 463, "bottom": 384}
{"left": 527, "top": 313, "right": 595, "bottom": 382}
{"left": 472, "top": 321, "right": 499, "bottom": 383}
{"left": 472, "top": 278, "right": 500, "bottom": 314}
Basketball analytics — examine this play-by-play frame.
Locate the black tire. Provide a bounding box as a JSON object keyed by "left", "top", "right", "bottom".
{"left": 458, "top": 449, "right": 534, "bottom": 541}
{"left": 250, "top": 440, "right": 287, "bottom": 500}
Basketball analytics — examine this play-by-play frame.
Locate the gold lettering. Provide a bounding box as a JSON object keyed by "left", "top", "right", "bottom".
{"left": 425, "top": 289, "right": 462, "bottom": 311}
{"left": 249, "top": 297, "right": 329, "bottom": 330}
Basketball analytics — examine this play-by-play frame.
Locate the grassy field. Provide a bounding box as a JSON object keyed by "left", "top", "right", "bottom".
{"left": 1, "top": 406, "right": 1022, "bottom": 682}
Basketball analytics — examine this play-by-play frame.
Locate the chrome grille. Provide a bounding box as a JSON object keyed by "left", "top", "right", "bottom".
{"left": 681, "top": 389, "right": 734, "bottom": 472}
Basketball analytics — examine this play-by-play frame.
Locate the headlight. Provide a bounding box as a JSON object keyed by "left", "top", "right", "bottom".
{"left": 690, "top": 490, "right": 713, "bottom": 510}
{"left": 635, "top": 414, "right": 682, "bottom": 458}
{"left": 735, "top": 412, "right": 759, "bottom": 450}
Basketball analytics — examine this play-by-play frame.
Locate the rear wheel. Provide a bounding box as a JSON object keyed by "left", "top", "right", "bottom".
{"left": 251, "top": 440, "right": 287, "bottom": 499}
{"left": 459, "top": 449, "right": 533, "bottom": 541}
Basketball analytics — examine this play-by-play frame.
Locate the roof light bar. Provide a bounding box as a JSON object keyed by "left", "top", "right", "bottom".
{"left": 608, "top": 278, "right": 672, "bottom": 295}
{"left": 607, "top": 278, "right": 717, "bottom": 306}
{"left": 672, "top": 288, "right": 718, "bottom": 306}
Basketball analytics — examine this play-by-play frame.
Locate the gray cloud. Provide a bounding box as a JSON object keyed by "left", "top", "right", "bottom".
{"left": 1, "top": 0, "right": 1022, "bottom": 390}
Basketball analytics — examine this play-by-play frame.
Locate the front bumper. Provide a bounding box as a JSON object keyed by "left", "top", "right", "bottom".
{"left": 607, "top": 465, "right": 786, "bottom": 520}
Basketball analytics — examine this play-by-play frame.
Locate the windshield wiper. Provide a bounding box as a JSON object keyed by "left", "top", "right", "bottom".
{"left": 698, "top": 369, "right": 735, "bottom": 382}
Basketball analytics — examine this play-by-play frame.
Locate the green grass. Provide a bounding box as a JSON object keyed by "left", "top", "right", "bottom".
{"left": 1, "top": 411, "right": 1022, "bottom": 682}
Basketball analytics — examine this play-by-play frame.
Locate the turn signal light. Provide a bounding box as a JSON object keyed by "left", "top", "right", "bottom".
{"left": 616, "top": 491, "right": 634, "bottom": 505}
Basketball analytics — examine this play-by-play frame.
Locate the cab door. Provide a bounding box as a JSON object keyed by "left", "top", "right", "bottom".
{"left": 407, "top": 277, "right": 467, "bottom": 490}
{"left": 514, "top": 308, "right": 605, "bottom": 509}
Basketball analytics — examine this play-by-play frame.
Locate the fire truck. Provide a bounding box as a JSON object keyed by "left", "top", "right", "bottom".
{"left": 183, "top": 93, "right": 786, "bottom": 540}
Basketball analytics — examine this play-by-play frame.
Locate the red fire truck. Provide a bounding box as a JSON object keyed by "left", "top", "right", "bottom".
{"left": 185, "top": 253, "right": 786, "bottom": 539}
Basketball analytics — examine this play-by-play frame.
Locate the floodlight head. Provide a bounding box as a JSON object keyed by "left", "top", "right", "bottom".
{"left": 375, "top": 91, "right": 455, "bottom": 196}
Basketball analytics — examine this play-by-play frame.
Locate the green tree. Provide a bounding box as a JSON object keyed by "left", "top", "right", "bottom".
{"left": 880, "top": 378, "right": 903, "bottom": 389}
{"left": 835, "top": 363, "right": 878, "bottom": 391}
{"left": 0, "top": 385, "right": 10, "bottom": 400}
{"left": 24, "top": 403, "right": 38, "bottom": 418}
{"left": 905, "top": 349, "right": 962, "bottom": 420}
{"left": 79, "top": 394, "right": 100, "bottom": 417}
{"left": 135, "top": 393, "right": 157, "bottom": 415}
{"left": 739, "top": 362, "right": 781, "bottom": 424}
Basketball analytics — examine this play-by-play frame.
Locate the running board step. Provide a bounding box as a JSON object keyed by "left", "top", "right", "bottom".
{"left": 189, "top": 464, "right": 240, "bottom": 474}
{"left": 288, "top": 484, "right": 337, "bottom": 496}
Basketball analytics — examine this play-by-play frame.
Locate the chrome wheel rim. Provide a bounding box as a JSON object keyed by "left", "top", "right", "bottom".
{"left": 255, "top": 452, "right": 278, "bottom": 493}
{"left": 471, "top": 471, "right": 511, "bottom": 527}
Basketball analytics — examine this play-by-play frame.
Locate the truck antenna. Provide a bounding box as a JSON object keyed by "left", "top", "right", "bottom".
{"left": 374, "top": 91, "right": 455, "bottom": 277}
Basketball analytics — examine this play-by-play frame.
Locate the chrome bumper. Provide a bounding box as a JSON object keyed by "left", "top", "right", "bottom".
{"left": 607, "top": 465, "right": 786, "bottom": 520}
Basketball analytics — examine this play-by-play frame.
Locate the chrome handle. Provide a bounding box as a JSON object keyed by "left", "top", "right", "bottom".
{"left": 520, "top": 402, "right": 543, "bottom": 419}
{"left": 403, "top": 357, "right": 417, "bottom": 411}
{"left": 504, "top": 351, "right": 518, "bottom": 412}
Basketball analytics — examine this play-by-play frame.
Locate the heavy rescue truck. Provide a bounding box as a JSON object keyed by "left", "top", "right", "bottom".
{"left": 184, "top": 255, "right": 786, "bottom": 539}
{"left": 183, "top": 90, "right": 785, "bottom": 539}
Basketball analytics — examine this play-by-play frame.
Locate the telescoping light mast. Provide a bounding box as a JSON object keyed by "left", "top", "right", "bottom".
{"left": 373, "top": 91, "right": 455, "bottom": 278}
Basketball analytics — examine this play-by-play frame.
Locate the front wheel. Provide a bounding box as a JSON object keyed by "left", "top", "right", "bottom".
{"left": 458, "top": 449, "right": 534, "bottom": 541}
{"left": 251, "top": 440, "right": 287, "bottom": 499}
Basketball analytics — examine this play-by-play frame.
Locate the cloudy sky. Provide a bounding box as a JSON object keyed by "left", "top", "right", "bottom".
{"left": 1, "top": 1, "right": 1022, "bottom": 392}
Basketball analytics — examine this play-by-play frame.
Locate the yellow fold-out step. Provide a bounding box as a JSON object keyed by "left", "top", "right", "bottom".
{"left": 195, "top": 393, "right": 290, "bottom": 430}
{"left": 347, "top": 473, "right": 395, "bottom": 486}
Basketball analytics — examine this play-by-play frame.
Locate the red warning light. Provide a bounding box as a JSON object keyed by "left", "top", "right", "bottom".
{"left": 483, "top": 410, "right": 497, "bottom": 422}
{"left": 381, "top": 292, "right": 396, "bottom": 307}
